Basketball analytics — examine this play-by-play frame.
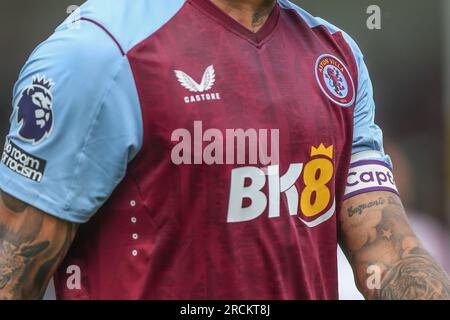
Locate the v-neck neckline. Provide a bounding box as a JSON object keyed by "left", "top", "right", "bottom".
{"left": 191, "top": 0, "right": 281, "bottom": 46}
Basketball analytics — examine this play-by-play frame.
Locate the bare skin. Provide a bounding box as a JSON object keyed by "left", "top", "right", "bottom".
{"left": 340, "top": 191, "right": 450, "bottom": 299}
{"left": 210, "top": 0, "right": 277, "bottom": 33}
{"left": 1, "top": 188, "right": 449, "bottom": 299}
{"left": 0, "top": 191, "right": 77, "bottom": 299}
{"left": 0, "top": 1, "right": 449, "bottom": 300}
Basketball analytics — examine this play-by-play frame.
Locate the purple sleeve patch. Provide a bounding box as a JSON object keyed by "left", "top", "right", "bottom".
{"left": 344, "top": 160, "right": 398, "bottom": 200}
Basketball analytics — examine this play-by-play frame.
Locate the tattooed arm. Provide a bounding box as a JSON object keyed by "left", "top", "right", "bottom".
{"left": 0, "top": 190, "right": 77, "bottom": 300}
{"left": 340, "top": 191, "right": 450, "bottom": 300}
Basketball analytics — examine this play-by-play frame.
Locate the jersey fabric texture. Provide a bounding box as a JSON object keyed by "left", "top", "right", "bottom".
{"left": 0, "top": 0, "right": 390, "bottom": 299}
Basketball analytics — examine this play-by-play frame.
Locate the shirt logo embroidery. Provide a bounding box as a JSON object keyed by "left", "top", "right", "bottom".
{"left": 315, "top": 54, "right": 355, "bottom": 107}
{"left": 174, "top": 65, "right": 221, "bottom": 104}
{"left": 16, "top": 75, "right": 55, "bottom": 144}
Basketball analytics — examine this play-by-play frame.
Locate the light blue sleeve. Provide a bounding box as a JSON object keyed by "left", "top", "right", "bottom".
{"left": 0, "top": 20, "right": 143, "bottom": 223}
{"left": 277, "top": 2, "right": 392, "bottom": 166}
{"left": 342, "top": 34, "right": 392, "bottom": 166}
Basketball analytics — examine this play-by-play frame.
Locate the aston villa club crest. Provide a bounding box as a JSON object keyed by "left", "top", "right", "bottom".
{"left": 315, "top": 54, "right": 355, "bottom": 107}
{"left": 16, "top": 75, "right": 55, "bottom": 144}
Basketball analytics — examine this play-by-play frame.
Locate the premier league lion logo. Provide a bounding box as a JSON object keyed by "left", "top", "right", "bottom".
{"left": 16, "top": 75, "right": 55, "bottom": 144}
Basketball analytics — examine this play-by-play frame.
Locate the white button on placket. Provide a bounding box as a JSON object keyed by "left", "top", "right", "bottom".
{"left": 130, "top": 201, "right": 138, "bottom": 256}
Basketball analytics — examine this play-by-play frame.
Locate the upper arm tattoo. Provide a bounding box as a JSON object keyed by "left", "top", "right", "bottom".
{"left": 340, "top": 192, "right": 450, "bottom": 300}
{"left": 0, "top": 190, "right": 77, "bottom": 300}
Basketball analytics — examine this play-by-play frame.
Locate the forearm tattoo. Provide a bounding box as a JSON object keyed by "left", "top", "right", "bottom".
{"left": 341, "top": 193, "right": 450, "bottom": 300}
{"left": 0, "top": 191, "right": 77, "bottom": 300}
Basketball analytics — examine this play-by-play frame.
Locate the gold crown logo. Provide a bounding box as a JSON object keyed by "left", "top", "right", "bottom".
{"left": 311, "top": 144, "right": 333, "bottom": 159}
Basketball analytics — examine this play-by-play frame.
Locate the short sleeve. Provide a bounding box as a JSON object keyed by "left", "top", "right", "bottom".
{"left": 343, "top": 34, "right": 392, "bottom": 167}
{"left": 0, "top": 20, "right": 143, "bottom": 223}
{"left": 340, "top": 33, "right": 398, "bottom": 199}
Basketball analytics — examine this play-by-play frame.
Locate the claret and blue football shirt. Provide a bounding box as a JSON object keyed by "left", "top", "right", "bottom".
{"left": 0, "top": 0, "right": 395, "bottom": 299}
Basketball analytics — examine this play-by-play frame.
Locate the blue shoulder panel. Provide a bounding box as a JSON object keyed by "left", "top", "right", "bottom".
{"left": 278, "top": 0, "right": 391, "bottom": 166}
{"left": 0, "top": 0, "right": 185, "bottom": 223}
{"left": 63, "top": 0, "right": 187, "bottom": 53}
